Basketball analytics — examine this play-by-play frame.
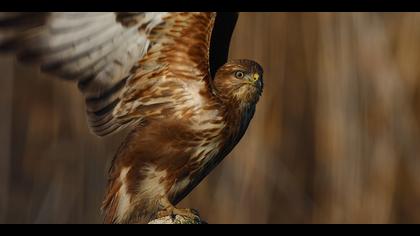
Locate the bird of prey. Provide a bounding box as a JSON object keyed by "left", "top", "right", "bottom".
{"left": 0, "top": 12, "right": 264, "bottom": 224}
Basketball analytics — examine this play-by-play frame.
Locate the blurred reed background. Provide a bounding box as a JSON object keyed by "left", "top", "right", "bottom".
{"left": 1, "top": 12, "right": 420, "bottom": 224}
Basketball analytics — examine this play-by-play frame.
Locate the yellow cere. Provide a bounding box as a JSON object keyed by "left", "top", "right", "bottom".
{"left": 253, "top": 73, "right": 260, "bottom": 81}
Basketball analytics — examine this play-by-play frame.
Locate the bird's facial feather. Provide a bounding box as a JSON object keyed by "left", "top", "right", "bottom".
{"left": 213, "top": 59, "right": 263, "bottom": 106}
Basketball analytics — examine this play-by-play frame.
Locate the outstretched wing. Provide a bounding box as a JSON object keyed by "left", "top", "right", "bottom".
{"left": 111, "top": 13, "right": 217, "bottom": 131}
{"left": 0, "top": 12, "right": 238, "bottom": 136}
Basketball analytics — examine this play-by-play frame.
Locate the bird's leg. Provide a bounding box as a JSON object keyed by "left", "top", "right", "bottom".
{"left": 156, "top": 196, "right": 200, "bottom": 222}
{"left": 156, "top": 197, "right": 175, "bottom": 219}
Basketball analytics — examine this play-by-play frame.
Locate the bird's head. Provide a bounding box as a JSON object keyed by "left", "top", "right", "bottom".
{"left": 213, "top": 59, "right": 264, "bottom": 107}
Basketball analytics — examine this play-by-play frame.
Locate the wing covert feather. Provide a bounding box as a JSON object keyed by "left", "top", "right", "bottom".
{"left": 112, "top": 13, "right": 217, "bottom": 128}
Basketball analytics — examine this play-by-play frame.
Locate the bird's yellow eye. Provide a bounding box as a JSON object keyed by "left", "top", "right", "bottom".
{"left": 253, "top": 74, "right": 260, "bottom": 81}
{"left": 235, "top": 71, "right": 245, "bottom": 79}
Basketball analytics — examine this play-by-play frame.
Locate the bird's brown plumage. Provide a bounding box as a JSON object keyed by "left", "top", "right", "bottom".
{"left": 102, "top": 60, "right": 263, "bottom": 223}
{"left": 0, "top": 12, "right": 263, "bottom": 224}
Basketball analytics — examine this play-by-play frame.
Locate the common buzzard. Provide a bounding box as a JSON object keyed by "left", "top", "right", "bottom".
{"left": 0, "top": 12, "right": 264, "bottom": 224}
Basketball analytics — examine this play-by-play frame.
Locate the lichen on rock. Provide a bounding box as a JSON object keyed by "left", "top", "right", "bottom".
{"left": 148, "top": 215, "right": 203, "bottom": 224}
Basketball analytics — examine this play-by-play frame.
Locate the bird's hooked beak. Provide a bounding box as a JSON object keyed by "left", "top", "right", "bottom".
{"left": 246, "top": 73, "right": 263, "bottom": 89}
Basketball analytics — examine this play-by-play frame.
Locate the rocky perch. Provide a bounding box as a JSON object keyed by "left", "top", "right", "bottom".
{"left": 148, "top": 215, "right": 204, "bottom": 224}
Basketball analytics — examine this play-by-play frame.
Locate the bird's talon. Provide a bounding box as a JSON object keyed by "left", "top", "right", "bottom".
{"left": 156, "top": 209, "right": 172, "bottom": 219}
{"left": 171, "top": 208, "right": 201, "bottom": 222}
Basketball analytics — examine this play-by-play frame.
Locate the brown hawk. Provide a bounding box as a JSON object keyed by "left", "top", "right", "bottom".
{"left": 0, "top": 12, "right": 264, "bottom": 223}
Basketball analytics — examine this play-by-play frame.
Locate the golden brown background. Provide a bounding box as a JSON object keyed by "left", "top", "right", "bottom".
{"left": 1, "top": 13, "right": 420, "bottom": 224}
